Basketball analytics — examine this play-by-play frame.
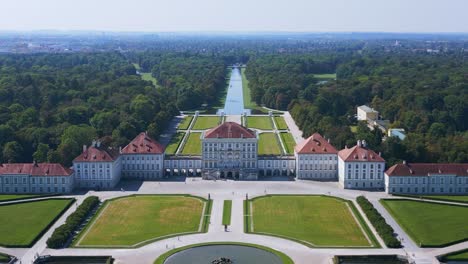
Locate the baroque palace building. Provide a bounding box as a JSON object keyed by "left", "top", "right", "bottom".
{"left": 0, "top": 122, "right": 466, "bottom": 194}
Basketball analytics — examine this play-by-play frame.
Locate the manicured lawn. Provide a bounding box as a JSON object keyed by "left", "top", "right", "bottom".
{"left": 181, "top": 133, "right": 202, "bottom": 155}
{"left": 280, "top": 132, "right": 296, "bottom": 155}
{"left": 274, "top": 116, "right": 288, "bottom": 130}
{"left": 0, "top": 253, "right": 10, "bottom": 262}
{"left": 241, "top": 68, "right": 259, "bottom": 110}
{"left": 0, "top": 199, "right": 73, "bottom": 247}
{"left": 0, "top": 194, "right": 40, "bottom": 201}
{"left": 381, "top": 199, "right": 468, "bottom": 247}
{"left": 177, "top": 116, "right": 193, "bottom": 130}
{"left": 165, "top": 132, "right": 185, "bottom": 155}
{"left": 258, "top": 133, "right": 282, "bottom": 155}
{"left": 441, "top": 249, "right": 468, "bottom": 261}
{"left": 134, "top": 63, "right": 159, "bottom": 87}
{"left": 192, "top": 116, "right": 221, "bottom": 130}
{"left": 77, "top": 195, "right": 206, "bottom": 247}
{"left": 247, "top": 116, "right": 273, "bottom": 130}
{"left": 420, "top": 195, "right": 468, "bottom": 203}
{"left": 222, "top": 200, "right": 232, "bottom": 226}
{"left": 314, "top": 73, "right": 336, "bottom": 79}
{"left": 248, "top": 195, "right": 373, "bottom": 247}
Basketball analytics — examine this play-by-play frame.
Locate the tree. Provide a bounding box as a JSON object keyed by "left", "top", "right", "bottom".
{"left": 33, "top": 143, "right": 50, "bottom": 163}
{"left": 3, "top": 141, "right": 23, "bottom": 163}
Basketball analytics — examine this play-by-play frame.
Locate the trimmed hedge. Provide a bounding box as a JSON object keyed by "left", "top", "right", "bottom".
{"left": 356, "top": 196, "right": 401, "bottom": 248}
{"left": 47, "top": 196, "right": 100, "bottom": 249}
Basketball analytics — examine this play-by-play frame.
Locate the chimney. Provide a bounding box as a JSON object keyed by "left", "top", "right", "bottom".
{"left": 362, "top": 140, "right": 367, "bottom": 148}
{"left": 327, "top": 138, "right": 330, "bottom": 143}
{"left": 378, "top": 152, "right": 382, "bottom": 156}
{"left": 357, "top": 140, "right": 361, "bottom": 147}
{"left": 96, "top": 141, "right": 101, "bottom": 148}
{"left": 33, "top": 160, "right": 38, "bottom": 166}
{"left": 83, "top": 145, "right": 87, "bottom": 153}
{"left": 119, "top": 146, "right": 122, "bottom": 154}
{"left": 403, "top": 160, "right": 407, "bottom": 165}
{"left": 92, "top": 140, "right": 96, "bottom": 147}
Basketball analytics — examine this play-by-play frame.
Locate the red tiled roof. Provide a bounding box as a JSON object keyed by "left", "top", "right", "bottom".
{"left": 338, "top": 145, "right": 385, "bottom": 162}
{"left": 386, "top": 163, "right": 468, "bottom": 177}
{"left": 121, "top": 132, "right": 164, "bottom": 154}
{"left": 73, "top": 146, "right": 117, "bottom": 162}
{"left": 204, "top": 122, "right": 256, "bottom": 139}
{"left": 295, "top": 133, "right": 337, "bottom": 154}
{"left": 0, "top": 163, "right": 73, "bottom": 176}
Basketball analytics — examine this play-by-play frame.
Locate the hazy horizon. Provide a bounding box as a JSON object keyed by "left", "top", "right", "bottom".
{"left": 1, "top": 0, "right": 468, "bottom": 33}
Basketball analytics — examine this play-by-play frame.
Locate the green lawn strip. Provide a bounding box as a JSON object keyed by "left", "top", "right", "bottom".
{"left": 244, "top": 199, "right": 250, "bottom": 233}
{"left": 274, "top": 116, "right": 288, "bottom": 130}
{"left": 202, "top": 199, "right": 212, "bottom": 233}
{"left": 153, "top": 242, "right": 294, "bottom": 264}
{"left": 246, "top": 116, "right": 273, "bottom": 130}
{"left": 75, "top": 195, "right": 207, "bottom": 248}
{"left": 381, "top": 199, "right": 468, "bottom": 247}
{"left": 222, "top": 200, "right": 232, "bottom": 226}
{"left": 0, "top": 194, "right": 45, "bottom": 202}
{"left": 0, "top": 253, "right": 11, "bottom": 262}
{"left": 394, "top": 194, "right": 468, "bottom": 204}
{"left": 164, "top": 132, "right": 185, "bottom": 155}
{"left": 241, "top": 68, "right": 259, "bottom": 110}
{"left": 439, "top": 248, "right": 468, "bottom": 262}
{"left": 258, "top": 133, "right": 282, "bottom": 155}
{"left": 180, "top": 132, "right": 202, "bottom": 155}
{"left": 280, "top": 132, "right": 296, "bottom": 155}
{"left": 177, "top": 116, "right": 193, "bottom": 130}
{"left": 314, "top": 73, "right": 336, "bottom": 79}
{"left": 248, "top": 195, "right": 374, "bottom": 248}
{"left": 192, "top": 116, "right": 221, "bottom": 130}
{"left": 0, "top": 198, "right": 74, "bottom": 247}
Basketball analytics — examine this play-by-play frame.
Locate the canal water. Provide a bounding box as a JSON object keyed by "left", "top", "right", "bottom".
{"left": 219, "top": 67, "right": 251, "bottom": 115}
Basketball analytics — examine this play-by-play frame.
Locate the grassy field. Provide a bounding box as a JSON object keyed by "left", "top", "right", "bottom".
{"left": 177, "top": 116, "right": 193, "bottom": 130}
{"left": 258, "top": 133, "right": 282, "bottom": 155}
{"left": 133, "top": 63, "right": 158, "bottom": 87}
{"left": 440, "top": 249, "right": 468, "bottom": 261}
{"left": 180, "top": 132, "right": 202, "bottom": 155}
{"left": 222, "top": 200, "right": 232, "bottom": 226}
{"left": 192, "top": 116, "right": 221, "bottom": 130}
{"left": 274, "top": 116, "right": 288, "bottom": 130}
{"left": 280, "top": 132, "right": 296, "bottom": 155}
{"left": 246, "top": 116, "right": 273, "bottom": 130}
{"left": 165, "top": 132, "right": 185, "bottom": 155}
{"left": 381, "top": 199, "right": 468, "bottom": 247}
{"left": 248, "top": 195, "right": 373, "bottom": 247}
{"left": 314, "top": 73, "right": 337, "bottom": 80}
{"left": 241, "top": 68, "right": 259, "bottom": 110}
{"left": 0, "top": 194, "right": 40, "bottom": 201}
{"left": 0, "top": 253, "right": 10, "bottom": 262}
{"left": 77, "top": 195, "right": 206, "bottom": 247}
{"left": 0, "top": 199, "right": 73, "bottom": 247}
{"left": 419, "top": 195, "right": 468, "bottom": 203}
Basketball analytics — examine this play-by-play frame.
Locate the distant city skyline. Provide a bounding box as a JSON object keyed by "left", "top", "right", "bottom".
{"left": 1, "top": 0, "right": 468, "bottom": 33}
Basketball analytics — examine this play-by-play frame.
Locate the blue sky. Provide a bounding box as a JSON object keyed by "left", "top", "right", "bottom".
{"left": 1, "top": 0, "right": 467, "bottom": 32}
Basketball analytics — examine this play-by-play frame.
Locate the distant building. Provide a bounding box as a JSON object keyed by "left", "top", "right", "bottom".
{"left": 357, "top": 105, "right": 379, "bottom": 121}
{"left": 121, "top": 132, "right": 165, "bottom": 180}
{"left": 338, "top": 140, "right": 385, "bottom": 190}
{"left": 295, "top": 133, "right": 338, "bottom": 180}
{"left": 388, "top": 128, "right": 406, "bottom": 140}
{"left": 201, "top": 122, "right": 258, "bottom": 180}
{"left": 357, "top": 105, "right": 390, "bottom": 133}
{"left": 385, "top": 162, "right": 468, "bottom": 195}
{"left": 0, "top": 162, "right": 74, "bottom": 193}
{"left": 73, "top": 141, "right": 121, "bottom": 190}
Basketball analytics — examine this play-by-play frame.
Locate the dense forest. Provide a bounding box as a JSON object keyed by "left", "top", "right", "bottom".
{"left": 0, "top": 37, "right": 466, "bottom": 166}
{"left": 0, "top": 51, "right": 230, "bottom": 165}
{"left": 246, "top": 52, "right": 468, "bottom": 164}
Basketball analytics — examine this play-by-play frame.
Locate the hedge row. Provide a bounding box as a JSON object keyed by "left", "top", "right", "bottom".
{"left": 47, "top": 196, "right": 100, "bottom": 249}
{"left": 356, "top": 196, "right": 401, "bottom": 248}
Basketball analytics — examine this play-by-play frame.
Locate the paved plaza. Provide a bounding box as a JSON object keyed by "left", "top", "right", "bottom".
{"left": 2, "top": 179, "right": 467, "bottom": 264}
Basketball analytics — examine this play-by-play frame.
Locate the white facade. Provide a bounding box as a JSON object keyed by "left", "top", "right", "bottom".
{"left": 122, "top": 154, "right": 164, "bottom": 179}
{"left": 0, "top": 174, "right": 74, "bottom": 194}
{"left": 73, "top": 159, "right": 122, "bottom": 190}
{"left": 357, "top": 105, "right": 378, "bottom": 121}
{"left": 386, "top": 175, "right": 468, "bottom": 195}
{"left": 258, "top": 157, "right": 295, "bottom": 177}
{"left": 338, "top": 159, "right": 385, "bottom": 189}
{"left": 296, "top": 154, "right": 338, "bottom": 180}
